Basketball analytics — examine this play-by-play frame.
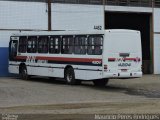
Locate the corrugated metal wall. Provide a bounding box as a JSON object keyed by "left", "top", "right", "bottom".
{"left": 51, "top": 3, "right": 104, "bottom": 30}
{"left": 0, "top": 1, "right": 48, "bottom": 76}
{"left": 0, "top": 1, "right": 48, "bottom": 30}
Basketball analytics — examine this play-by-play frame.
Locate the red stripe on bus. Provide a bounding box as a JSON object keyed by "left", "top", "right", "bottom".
{"left": 108, "top": 58, "right": 140, "bottom": 62}
{"left": 15, "top": 56, "right": 102, "bottom": 63}
{"left": 15, "top": 56, "right": 27, "bottom": 59}
{"left": 124, "top": 58, "right": 140, "bottom": 61}
{"left": 37, "top": 56, "right": 102, "bottom": 62}
{"left": 108, "top": 58, "right": 116, "bottom": 61}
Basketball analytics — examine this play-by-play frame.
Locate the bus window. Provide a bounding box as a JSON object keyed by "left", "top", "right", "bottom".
{"left": 61, "top": 36, "right": 74, "bottom": 54}
{"left": 49, "top": 36, "right": 61, "bottom": 54}
{"left": 27, "top": 36, "right": 37, "bottom": 53}
{"left": 74, "top": 36, "right": 86, "bottom": 54}
{"left": 87, "top": 36, "right": 103, "bottom": 55}
{"left": 18, "top": 36, "right": 27, "bottom": 53}
{"left": 38, "top": 36, "right": 48, "bottom": 53}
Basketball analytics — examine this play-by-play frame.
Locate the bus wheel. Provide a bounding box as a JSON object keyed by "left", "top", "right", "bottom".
{"left": 65, "top": 67, "right": 80, "bottom": 85}
{"left": 93, "top": 79, "right": 109, "bottom": 87}
{"left": 20, "top": 66, "right": 29, "bottom": 80}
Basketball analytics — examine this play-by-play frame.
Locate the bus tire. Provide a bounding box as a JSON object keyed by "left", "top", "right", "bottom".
{"left": 93, "top": 79, "right": 109, "bottom": 87}
{"left": 19, "top": 66, "right": 29, "bottom": 80}
{"left": 64, "top": 67, "right": 80, "bottom": 85}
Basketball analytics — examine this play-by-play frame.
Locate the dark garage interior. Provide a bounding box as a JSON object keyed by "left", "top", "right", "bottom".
{"left": 105, "top": 12, "right": 153, "bottom": 74}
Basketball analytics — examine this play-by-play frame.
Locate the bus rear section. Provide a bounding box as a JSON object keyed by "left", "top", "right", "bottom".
{"left": 103, "top": 30, "right": 142, "bottom": 78}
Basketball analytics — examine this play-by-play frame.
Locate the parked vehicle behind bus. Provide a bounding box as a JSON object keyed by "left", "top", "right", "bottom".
{"left": 8, "top": 29, "right": 142, "bottom": 86}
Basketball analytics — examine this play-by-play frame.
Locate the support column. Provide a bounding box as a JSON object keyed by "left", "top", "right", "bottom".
{"left": 48, "top": 0, "right": 51, "bottom": 31}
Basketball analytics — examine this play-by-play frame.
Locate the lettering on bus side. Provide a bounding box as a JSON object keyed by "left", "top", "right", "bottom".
{"left": 37, "top": 60, "right": 48, "bottom": 63}
{"left": 94, "top": 25, "right": 102, "bottom": 30}
{"left": 26, "top": 56, "right": 36, "bottom": 63}
{"left": 118, "top": 63, "right": 131, "bottom": 67}
{"left": 116, "top": 58, "right": 125, "bottom": 62}
{"left": 92, "top": 61, "right": 102, "bottom": 65}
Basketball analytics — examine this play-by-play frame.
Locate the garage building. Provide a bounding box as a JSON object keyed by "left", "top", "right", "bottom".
{"left": 0, "top": 0, "right": 160, "bottom": 76}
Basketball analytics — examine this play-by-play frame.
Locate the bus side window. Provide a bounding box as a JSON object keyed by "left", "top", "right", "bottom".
{"left": 18, "top": 36, "right": 27, "bottom": 53}
{"left": 94, "top": 36, "right": 103, "bottom": 55}
{"left": 27, "top": 36, "right": 37, "bottom": 53}
{"left": 49, "top": 36, "right": 61, "bottom": 54}
{"left": 74, "top": 36, "right": 86, "bottom": 54}
{"left": 88, "top": 36, "right": 94, "bottom": 55}
{"left": 38, "top": 36, "right": 48, "bottom": 53}
{"left": 62, "top": 36, "right": 74, "bottom": 54}
{"left": 87, "top": 36, "right": 103, "bottom": 55}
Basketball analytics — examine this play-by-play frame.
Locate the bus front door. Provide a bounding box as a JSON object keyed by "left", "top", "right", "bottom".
{"left": 9, "top": 40, "right": 18, "bottom": 61}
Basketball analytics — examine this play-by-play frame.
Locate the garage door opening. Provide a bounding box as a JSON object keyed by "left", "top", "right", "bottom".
{"left": 105, "top": 12, "right": 153, "bottom": 74}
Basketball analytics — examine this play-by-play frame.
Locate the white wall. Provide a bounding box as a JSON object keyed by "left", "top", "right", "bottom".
{"left": 153, "top": 8, "right": 160, "bottom": 74}
{"left": 52, "top": 4, "right": 104, "bottom": 30}
{"left": 0, "top": 1, "right": 48, "bottom": 30}
{"left": 154, "top": 34, "right": 160, "bottom": 74}
{"left": 0, "top": 31, "right": 20, "bottom": 47}
{"left": 154, "top": 8, "right": 160, "bottom": 33}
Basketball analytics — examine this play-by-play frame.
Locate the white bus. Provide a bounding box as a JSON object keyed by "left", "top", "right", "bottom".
{"left": 8, "top": 29, "right": 142, "bottom": 86}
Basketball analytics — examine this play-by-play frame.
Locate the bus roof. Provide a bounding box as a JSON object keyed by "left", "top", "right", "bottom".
{"left": 11, "top": 29, "right": 140, "bottom": 36}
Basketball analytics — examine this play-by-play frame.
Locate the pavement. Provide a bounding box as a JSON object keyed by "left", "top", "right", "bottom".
{"left": 0, "top": 75, "right": 160, "bottom": 119}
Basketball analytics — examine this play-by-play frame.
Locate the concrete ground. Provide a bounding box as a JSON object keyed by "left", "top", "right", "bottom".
{"left": 0, "top": 75, "right": 160, "bottom": 119}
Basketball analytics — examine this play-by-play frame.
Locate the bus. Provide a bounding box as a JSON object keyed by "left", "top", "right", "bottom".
{"left": 8, "top": 29, "right": 142, "bottom": 86}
